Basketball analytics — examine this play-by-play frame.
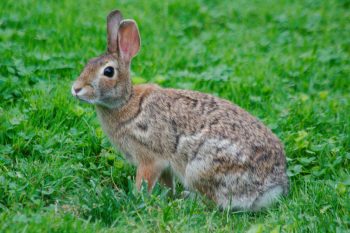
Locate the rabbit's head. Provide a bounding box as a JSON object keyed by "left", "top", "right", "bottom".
{"left": 71, "top": 10, "right": 140, "bottom": 108}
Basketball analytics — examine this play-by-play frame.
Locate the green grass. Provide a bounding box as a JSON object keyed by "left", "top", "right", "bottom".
{"left": 1, "top": 0, "right": 349, "bottom": 232}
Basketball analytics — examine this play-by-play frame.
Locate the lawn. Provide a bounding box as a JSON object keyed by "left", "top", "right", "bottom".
{"left": 0, "top": 0, "right": 349, "bottom": 232}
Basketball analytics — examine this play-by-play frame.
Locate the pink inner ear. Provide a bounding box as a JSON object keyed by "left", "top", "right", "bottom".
{"left": 119, "top": 35, "right": 131, "bottom": 60}
{"left": 118, "top": 21, "right": 140, "bottom": 61}
{"left": 120, "top": 43, "right": 129, "bottom": 54}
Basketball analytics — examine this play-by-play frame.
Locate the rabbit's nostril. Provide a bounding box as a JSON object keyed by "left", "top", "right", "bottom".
{"left": 74, "top": 87, "right": 82, "bottom": 94}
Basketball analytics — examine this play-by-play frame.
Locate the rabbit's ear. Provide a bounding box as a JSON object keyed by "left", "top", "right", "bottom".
{"left": 107, "top": 10, "right": 123, "bottom": 53}
{"left": 117, "top": 20, "right": 140, "bottom": 62}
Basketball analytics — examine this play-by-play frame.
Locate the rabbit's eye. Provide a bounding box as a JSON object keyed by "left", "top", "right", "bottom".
{"left": 103, "top": 66, "right": 114, "bottom": 78}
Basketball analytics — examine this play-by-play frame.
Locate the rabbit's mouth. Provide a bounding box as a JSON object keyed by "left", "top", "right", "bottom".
{"left": 74, "top": 95, "right": 97, "bottom": 105}
{"left": 71, "top": 85, "right": 97, "bottom": 104}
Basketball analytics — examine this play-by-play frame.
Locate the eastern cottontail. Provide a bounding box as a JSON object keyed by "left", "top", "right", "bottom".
{"left": 72, "top": 10, "right": 289, "bottom": 211}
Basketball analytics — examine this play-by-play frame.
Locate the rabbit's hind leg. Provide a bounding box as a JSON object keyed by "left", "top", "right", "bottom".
{"left": 184, "top": 158, "right": 218, "bottom": 202}
{"left": 185, "top": 160, "right": 258, "bottom": 210}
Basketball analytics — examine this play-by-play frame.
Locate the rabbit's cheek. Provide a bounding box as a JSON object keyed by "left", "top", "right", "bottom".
{"left": 85, "top": 87, "right": 96, "bottom": 99}
{"left": 99, "top": 78, "right": 117, "bottom": 91}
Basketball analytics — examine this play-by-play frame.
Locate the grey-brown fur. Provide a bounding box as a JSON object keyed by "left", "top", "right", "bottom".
{"left": 72, "top": 10, "right": 289, "bottom": 211}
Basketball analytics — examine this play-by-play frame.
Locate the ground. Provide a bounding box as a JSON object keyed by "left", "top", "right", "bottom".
{"left": 0, "top": 0, "right": 349, "bottom": 232}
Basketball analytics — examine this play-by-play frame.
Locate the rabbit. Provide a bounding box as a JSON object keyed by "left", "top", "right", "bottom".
{"left": 71, "top": 10, "right": 289, "bottom": 211}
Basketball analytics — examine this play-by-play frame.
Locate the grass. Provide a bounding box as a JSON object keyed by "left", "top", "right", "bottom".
{"left": 0, "top": 0, "right": 349, "bottom": 232}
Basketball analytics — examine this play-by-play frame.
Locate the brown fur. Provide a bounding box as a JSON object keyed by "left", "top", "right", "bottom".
{"left": 71, "top": 10, "right": 289, "bottom": 211}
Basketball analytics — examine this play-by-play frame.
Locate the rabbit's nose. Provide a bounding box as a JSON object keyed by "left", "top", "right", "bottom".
{"left": 74, "top": 87, "right": 82, "bottom": 94}
{"left": 71, "top": 83, "right": 83, "bottom": 96}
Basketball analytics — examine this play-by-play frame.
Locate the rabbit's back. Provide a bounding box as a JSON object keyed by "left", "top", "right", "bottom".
{"left": 146, "top": 87, "right": 288, "bottom": 209}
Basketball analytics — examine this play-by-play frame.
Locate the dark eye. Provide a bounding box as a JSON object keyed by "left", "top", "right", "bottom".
{"left": 103, "top": 66, "right": 114, "bottom": 78}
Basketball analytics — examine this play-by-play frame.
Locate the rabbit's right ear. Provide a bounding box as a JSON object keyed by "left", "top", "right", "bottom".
{"left": 117, "top": 20, "right": 140, "bottom": 63}
{"left": 107, "top": 10, "right": 123, "bottom": 53}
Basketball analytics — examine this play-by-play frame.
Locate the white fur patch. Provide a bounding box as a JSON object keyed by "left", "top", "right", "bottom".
{"left": 216, "top": 192, "right": 255, "bottom": 210}
{"left": 253, "top": 185, "right": 283, "bottom": 210}
{"left": 71, "top": 85, "right": 76, "bottom": 96}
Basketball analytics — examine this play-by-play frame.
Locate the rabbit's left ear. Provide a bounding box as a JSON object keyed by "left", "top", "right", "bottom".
{"left": 107, "top": 10, "right": 123, "bottom": 53}
{"left": 117, "top": 20, "right": 140, "bottom": 62}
